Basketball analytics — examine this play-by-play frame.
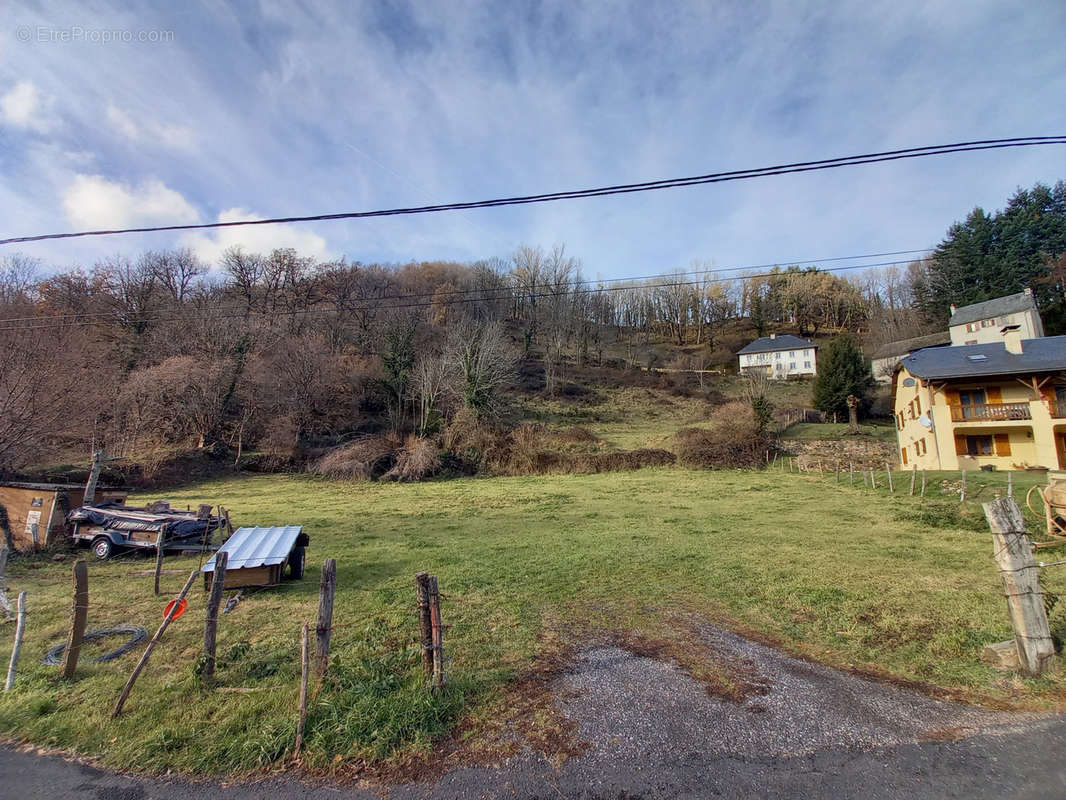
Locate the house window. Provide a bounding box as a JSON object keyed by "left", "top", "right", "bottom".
{"left": 804, "top": 361, "right": 811, "bottom": 368}
{"left": 967, "top": 435, "right": 994, "bottom": 456}
{"left": 775, "top": 352, "right": 781, "bottom": 359}
{"left": 789, "top": 362, "right": 796, "bottom": 370}
{"left": 966, "top": 322, "right": 978, "bottom": 332}
{"left": 958, "top": 389, "right": 986, "bottom": 419}
{"left": 981, "top": 319, "right": 995, "bottom": 328}
{"left": 917, "top": 439, "right": 927, "bottom": 456}
{"left": 965, "top": 339, "right": 977, "bottom": 345}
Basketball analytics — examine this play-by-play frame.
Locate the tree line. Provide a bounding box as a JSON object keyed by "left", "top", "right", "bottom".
{"left": 1, "top": 178, "right": 1061, "bottom": 474}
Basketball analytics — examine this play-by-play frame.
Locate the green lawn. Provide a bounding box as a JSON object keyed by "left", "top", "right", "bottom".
{"left": 781, "top": 421, "right": 898, "bottom": 443}
{"left": 2, "top": 468, "right": 1064, "bottom": 776}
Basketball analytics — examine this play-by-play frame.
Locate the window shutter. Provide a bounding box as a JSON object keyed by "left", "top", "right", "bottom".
{"left": 901, "top": 448, "right": 908, "bottom": 465}
{"left": 955, "top": 434, "right": 968, "bottom": 456}
{"left": 947, "top": 389, "right": 961, "bottom": 407}
{"left": 986, "top": 387, "right": 1002, "bottom": 404}
{"left": 994, "top": 434, "right": 1011, "bottom": 456}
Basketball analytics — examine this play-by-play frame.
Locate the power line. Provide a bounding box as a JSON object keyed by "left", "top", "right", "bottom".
{"left": 0, "top": 256, "right": 933, "bottom": 333}
{"left": 0, "top": 247, "right": 930, "bottom": 327}
{"left": 1, "top": 137, "right": 1062, "bottom": 246}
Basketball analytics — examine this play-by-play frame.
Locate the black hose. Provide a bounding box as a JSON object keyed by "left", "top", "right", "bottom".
{"left": 42, "top": 625, "right": 148, "bottom": 666}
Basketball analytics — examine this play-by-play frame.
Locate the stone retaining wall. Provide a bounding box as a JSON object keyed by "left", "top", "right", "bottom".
{"left": 780, "top": 437, "right": 896, "bottom": 471}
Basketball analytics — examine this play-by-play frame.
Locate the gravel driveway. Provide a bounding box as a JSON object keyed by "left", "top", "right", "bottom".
{"left": 3, "top": 623, "right": 1065, "bottom": 799}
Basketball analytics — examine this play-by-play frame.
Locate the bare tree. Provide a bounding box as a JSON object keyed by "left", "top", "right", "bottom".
{"left": 444, "top": 320, "right": 516, "bottom": 419}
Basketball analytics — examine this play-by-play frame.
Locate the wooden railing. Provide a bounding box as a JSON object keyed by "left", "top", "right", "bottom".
{"left": 950, "top": 402, "right": 1031, "bottom": 422}
{"left": 1052, "top": 402, "right": 1066, "bottom": 419}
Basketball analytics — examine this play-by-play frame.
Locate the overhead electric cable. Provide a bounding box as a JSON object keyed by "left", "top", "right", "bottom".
{"left": 0, "top": 255, "right": 934, "bottom": 333}
{"left": 1, "top": 137, "right": 1063, "bottom": 246}
{"left": 0, "top": 247, "right": 930, "bottom": 326}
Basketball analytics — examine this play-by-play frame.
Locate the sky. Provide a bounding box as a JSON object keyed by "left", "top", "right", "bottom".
{"left": 1, "top": 0, "right": 1065, "bottom": 279}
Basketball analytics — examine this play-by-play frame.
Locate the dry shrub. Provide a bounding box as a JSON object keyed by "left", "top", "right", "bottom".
{"left": 309, "top": 434, "right": 399, "bottom": 481}
{"left": 553, "top": 427, "right": 600, "bottom": 445}
{"left": 382, "top": 435, "right": 440, "bottom": 482}
{"left": 675, "top": 401, "right": 774, "bottom": 469}
{"left": 441, "top": 407, "right": 510, "bottom": 472}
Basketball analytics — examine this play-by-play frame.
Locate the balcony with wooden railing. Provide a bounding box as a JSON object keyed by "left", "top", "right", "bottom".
{"left": 949, "top": 402, "right": 1032, "bottom": 422}
{"left": 1052, "top": 401, "right": 1066, "bottom": 419}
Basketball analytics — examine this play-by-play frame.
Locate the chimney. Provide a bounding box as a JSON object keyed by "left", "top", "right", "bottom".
{"left": 949, "top": 303, "right": 957, "bottom": 316}
{"left": 1002, "top": 326, "right": 1024, "bottom": 355}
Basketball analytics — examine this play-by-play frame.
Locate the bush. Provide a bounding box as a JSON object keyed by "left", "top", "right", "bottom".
{"left": 675, "top": 401, "right": 775, "bottom": 469}
{"left": 308, "top": 435, "right": 399, "bottom": 481}
{"left": 381, "top": 435, "right": 440, "bottom": 482}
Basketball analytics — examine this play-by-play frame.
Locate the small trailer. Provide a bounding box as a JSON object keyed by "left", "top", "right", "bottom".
{"left": 67, "top": 502, "right": 222, "bottom": 560}
{"left": 202, "top": 526, "right": 308, "bottom": 590}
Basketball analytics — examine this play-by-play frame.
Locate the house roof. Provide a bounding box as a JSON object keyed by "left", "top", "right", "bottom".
{"left": 900, "top": 336, "right": 1066, "bottom": 380}
{"left": 949, "top": 290, "right": 1037, "bottom": 327}
{"left": 736, "top": 334, "right": 818, "bottom": 355}
{"left": 870, "top": 332, "right": 951, "bottom": 361}
{"left": 202, "top": 525, "right": 305, "bottom": 572}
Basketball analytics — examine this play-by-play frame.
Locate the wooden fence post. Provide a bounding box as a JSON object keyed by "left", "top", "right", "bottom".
{"left": 1007, "top": 470, "right": 1014, "bottom": 499}
{"left": 960, "top": 469, "right": 967, "bottom": 502}
{"left": 154, "top": 529, "right": 165, "bottom": 596}
{"left": 921, "top": 469, "right": 927, "bottom": 498}
{"left": 870, "top": 469, "right": 877, "bottom": 489}
{"left": 415, "top": 572, "right": 433, "bottom": 680}
{"left": 60, "top": 561, "right": 89, "bottom": 680}
{"left": 294, "top": 621, "right": 310, "bottom": 756}
{"left": 983, "top": 497, "right": 1057, "bottom": 675}
{"left": 909, "top": 466, "right": 916, "bottom": 496}
{"left": 885, "top": 463, "right": 894, "bottom": 493}
{"left": 5, "top": 591, "right": 26, "bottom": 691}
{"left": 314, "top": 558, "right": 336, "bottom": 679}
{"left": 0, "top": 547, "right": 11, "bottom": 620}
{"left": 201, "top": 551, "right": 228, "bottom": 684}
{"left": 849, "top": 462, "right": 854, "bottom": 485}
{"left": 112, "top": 569, "right": 198, "bottom": 718}
{"left": 428, "top": 576, "right": 443, "bottom": 690}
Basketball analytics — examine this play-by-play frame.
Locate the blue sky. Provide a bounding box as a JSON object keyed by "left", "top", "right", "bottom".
{"left": 1, "top": 0, "right": 1065, "bottom": 278}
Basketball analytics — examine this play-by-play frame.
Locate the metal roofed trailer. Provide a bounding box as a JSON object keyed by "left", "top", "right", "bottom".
{"left": 201, "top": 525, "right": 308, "bottom": 590}
{"left": 67, "top": 503, "right": 220, "bottom": 560}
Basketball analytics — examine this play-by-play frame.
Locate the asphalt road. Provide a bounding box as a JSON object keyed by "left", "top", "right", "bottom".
{"left": 4, "top": 625, "right": 1066, "bottom": 799}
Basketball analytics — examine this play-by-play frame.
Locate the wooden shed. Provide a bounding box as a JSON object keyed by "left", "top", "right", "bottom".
{"left": 0, "top": 482, "right": 128, "bottom": 550}
{"left": 202, "top": 525, "right": 308, "bottom": 590}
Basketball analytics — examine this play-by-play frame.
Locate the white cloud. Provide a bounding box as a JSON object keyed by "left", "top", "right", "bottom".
{"left": 181, "top": 207, "right": 333, "bottom": 265}
{"left": 62, "top": 174, "right": 200, "bottom": 229}
{"left": 106, "top": 103, "right": 196, "bottom": 150}
{"left": 0, "top": 80, "right": 48, "bottom": 130}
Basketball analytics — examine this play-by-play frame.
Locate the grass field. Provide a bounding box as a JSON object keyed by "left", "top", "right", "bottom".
{"left": 780, "top": 421, "right": 898, "bottom": 443}
{"left": 2, "top": 466, "right": 1066, "bottom": 777}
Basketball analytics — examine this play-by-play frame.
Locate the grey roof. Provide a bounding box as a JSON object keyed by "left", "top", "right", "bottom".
{"left": 900, "top": 336, "right": 1066, "bottom": 380}
{"left": 949, "top": 291, "right": 1037, "bottom": 327}
{"left": 870, "top": 332, "right": 951, "bottom": 361}
{"left": 202, "top": 525, "right": 304, "bottom": 572}
{"left": 736, "top": 334, "right": 818, "bottom": 355}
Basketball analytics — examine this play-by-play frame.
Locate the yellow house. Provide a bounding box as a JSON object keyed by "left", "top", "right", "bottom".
{"left": 893, "top": 331, "right": 1066, "bottom": 471}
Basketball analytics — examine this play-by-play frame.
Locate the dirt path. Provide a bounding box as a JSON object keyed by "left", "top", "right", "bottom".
{"left": 3, "top": 625, "right": 1065, "bottom": 799}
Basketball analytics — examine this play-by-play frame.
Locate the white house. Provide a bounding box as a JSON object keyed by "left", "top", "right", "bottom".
{"left": 948, "top": 288, "right": 1044, "bottom": 346}
{"left": 737, "top": 334, "right": 818, "bottom": 379}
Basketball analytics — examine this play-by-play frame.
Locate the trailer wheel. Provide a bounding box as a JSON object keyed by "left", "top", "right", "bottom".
{"left": 289, "top": 546, "right": 305, "bottom": 580}
{"left": 91, "top": 536, "right": 114, "bottom": 561}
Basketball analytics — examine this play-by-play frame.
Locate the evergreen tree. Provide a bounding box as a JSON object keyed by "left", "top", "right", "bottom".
{"left": 919, "top": 181, "right": 1066, "bottom": 332}
{"left": 812, "top": 335, "right": 873, "bottom": 420}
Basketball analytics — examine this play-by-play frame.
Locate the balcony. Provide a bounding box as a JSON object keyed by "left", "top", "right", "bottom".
{"left": 1053, "top": 402, "right": 1066, "bottom": 419}
{"left": 949, "top": 403, "right": 1031, "bottom": 422}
